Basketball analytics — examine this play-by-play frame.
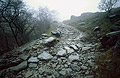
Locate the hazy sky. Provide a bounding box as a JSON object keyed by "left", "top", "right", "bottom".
{"left": 24, "top": 0, "right": 101, "bottom": 20}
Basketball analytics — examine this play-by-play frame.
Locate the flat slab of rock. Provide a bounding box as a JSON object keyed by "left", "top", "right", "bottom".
{"left": 56, "top": 49, "right": 67, "bottom": 57}
{"left": 28, "top": 57, "right": 39, "bottom": 63}
{"left": 64, "top": 46, "right": 74, "bottom": 53}
{"left": 68, "top": 54, "right": 79, "bottom": 62}
{"left": 82, "top": 47, "right": 91, "bottom": 51}
{"left": 20, "top": 55, "right": 30, "bottom": 60}
{"left": 29, "top": 63, "right": 37, "bottom": 68}
{"left": 70, "top": 45, "right": 78, "bottom": 51}
{"left": 25, "top": 70, "right": 33, "bottom": 78}
{"left": 9, "top": 61, "right": 27, "bottom": 72}
{"left": 38, "top": 52, "right": 53, "bottom": 60}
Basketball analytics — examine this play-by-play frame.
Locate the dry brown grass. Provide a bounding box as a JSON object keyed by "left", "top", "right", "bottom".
{"left": 95, "top": 48, "right": 120, "bottom": 78}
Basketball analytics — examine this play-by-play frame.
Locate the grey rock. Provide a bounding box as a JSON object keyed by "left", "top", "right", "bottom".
{"left": 81, "top": 65, "right": 87, "bottom": 70}
{"left": 38, "top": 52, "right": 53, "bottom": 60}
{"left": 70, "top": 64, "right": 81, "bottom": 71}
{"left": 29, "top": 63, "right": 37, "bottom": 68}
{"left": 9, "top": 61, "right": 27, "bottom": 72}
{"left": 43, "top": 37, "right": 56, "bottom": 47}
{"left": 76, "top": 44, "right": 84, "bottom": 48}
{"left": 20, "top": 55, "right": 30, "bottom": 60}
{"left": 68, "top": 54, "right": 79, "bottom": 62}
{"left": 82, "top": 47, "right": 91, "bottom": 51}
{"left": 70, "top": 45, "right": 78, "bottom": 51}
{"left": 42, "top": 34, "right": 49, "bottom": 37}
{"left": 93, "top": 26, "right": 101, "bottom": 32}
{"left": 64, "top": 46, "right": 74, "bottom": 53}
{"left": 39, "top": 68, "right": 44, "bottom": 74}
{"left": 59, "top": 70, "right": 66, "bottom": 75}
{"left": 53, "top": 71, "right": 59, "bottom": 78}
{"left": 25, "top": 70, "right": 33, "bottom": 78}
{"left": 28, "top": 57, "right": 39, "bottom": 63}
{"left": 51, "top": 30, "right": 61, "bottom": 37}
{"left": 85, "top": 75, "right": 94, "bottom": 78}
{"left": 56, "top": 49, "right": 67, "bottom": 57}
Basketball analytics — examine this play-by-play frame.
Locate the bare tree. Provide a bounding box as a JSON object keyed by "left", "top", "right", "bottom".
{"left": 98, "top": 0, "right": 119, "bottom": 13}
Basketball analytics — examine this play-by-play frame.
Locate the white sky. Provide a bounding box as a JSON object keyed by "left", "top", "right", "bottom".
{"left": 24, "top": 0, "right": 101, "bottom": 20}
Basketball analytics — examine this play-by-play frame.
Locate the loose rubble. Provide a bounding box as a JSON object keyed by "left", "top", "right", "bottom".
{"left": 0, "top": 23, "right": 99, "bottom": 78}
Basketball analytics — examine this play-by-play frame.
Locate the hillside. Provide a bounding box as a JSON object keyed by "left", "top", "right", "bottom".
{"left": 64, "top": 7, "right": 120, "bottom": 78}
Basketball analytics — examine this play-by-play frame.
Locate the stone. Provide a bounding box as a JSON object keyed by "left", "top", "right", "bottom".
{"left": 43, "top": 37, "right": 56, "bottom": 47}
{"left": 70, "top": 64, "right": 81, "bottom": 71}
{"left": 9, "top": 61, "right": 27, "bottom": 72}
{"left": 51, "top": 30, "right": 61, "bottom": 37}
{"left": 20, "top": 55, "right": 30, "bottom": 60}
{"left": 53, "top": 71, "right": 59, "bottom": 78}
{"left": 38, "top": 52, "right": 53, "bottom": 61}
{"left": 110, "top": 25, "right": 120, "bottom": 32}
{"left": 28, "top": 57, "right": 39, "bottom": 63}
{"left": 93, "top": 26, "right": 101, "bottom": 32}
{"left": 64, "top": 46, "right": 74, "bottom": 53}
{"left": 42, "top": 34, "right": 49, "bottom": 37}
{"left": 76, "top": 44, "right": 84, "bottom": 48}
{"left": 85, "top": 75, "right": 94, "bottom": 78}
{"left": 100, "top": 31, "right": 120, "bottom": 48}
{"left": 29, "top": 63, "right": 37, "bottom": 68}
{"left": 25, "top": 70, "right": 33, "bottom": 78}
{"left": 68, "top": 54, "right": 79, "bottom": 62}
{"left": 70, "top": 45, "right": 78, "bottom": 51}
{"left": 56, "top": 49, "right": 67, "bottom": 57}
{"left": 59, "top": 70, "right": 66, "bottom": 75}
{"left": 81, "top": 65, "right": 87, "bottom": 70}
{"left": 82, "top": 47, "right": 91, "bottom": 51}
{"left": 39, "top": 68, "right": 44, "bottom": 75}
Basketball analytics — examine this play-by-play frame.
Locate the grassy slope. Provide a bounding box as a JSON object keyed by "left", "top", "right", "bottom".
{"left": 64, "top": 7, "right": 120, "bottom": 78}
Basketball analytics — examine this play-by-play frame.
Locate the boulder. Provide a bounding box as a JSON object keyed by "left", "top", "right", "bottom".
{"left": 51, "top": 30, "right": 61, "bottom": 37}
{"left": 100, "top": 31, "right": 120, "bottom": 48}
{"left": 93, "top": 26, "right": 101, "bottom": 32}
{"left": 38, "top": 52, "right": 53, "bottom": 61}
{"left": 43, "top": 37, "right": 56, "bottom": 47}
{"left": 42, "top": 34, "right": 49, "bottom": 37}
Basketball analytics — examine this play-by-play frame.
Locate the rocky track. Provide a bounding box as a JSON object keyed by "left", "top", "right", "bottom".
{"left": 0, "top": 23, "right": 100, "bottom": 78}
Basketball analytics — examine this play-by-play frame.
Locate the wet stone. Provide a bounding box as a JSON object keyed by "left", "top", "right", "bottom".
{"left": 29, "top": 63, "right": 37, "bottom": 68}
{"left": 9, "top": 61, "right": 28, "bottom": 72}
{"left": 70, "top": 64, "right": 81, "bottom": 72}
{"left": 25, "top": 70, "right": 33, "bottom": 78}
{"left": 38, "top": 52, "right": 53, "bottom": 61}
{"left": 68, "top": 54, "right": 79, "bottom": 62}
{"left": 28, "top": 57, "right": 39, "bottom": 63}
{"left": 70, "top": 45, "right": 78, "bottom": 51}
{"left": 56, "top": 49, "right": 67, "bottom": 57}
